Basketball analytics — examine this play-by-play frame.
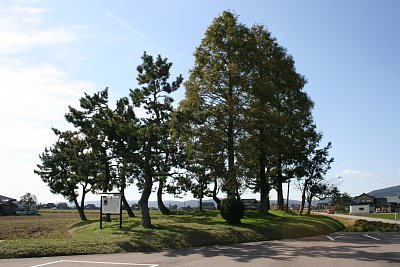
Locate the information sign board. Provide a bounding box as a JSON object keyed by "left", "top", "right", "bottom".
{"left": 101, "top": 195, "right": 121, "bottom": 214}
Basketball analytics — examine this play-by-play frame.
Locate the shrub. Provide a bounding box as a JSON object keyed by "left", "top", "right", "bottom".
{"left": 346, "top": 219, "right": 400, "bottom": 232}
{"left": 220, "top": 196, "right": 244, "bottom": 224}
{"left": 334, "top": 204, "right": 346, "bottom": 214}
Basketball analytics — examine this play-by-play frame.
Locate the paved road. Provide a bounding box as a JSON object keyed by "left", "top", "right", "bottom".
{"left": 1, "top": 232, "right": 399, "bottom": 267}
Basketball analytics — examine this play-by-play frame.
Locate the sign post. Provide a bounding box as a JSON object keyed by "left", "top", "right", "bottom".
{"left": 99, "top": 192, "right": 123, "bottom": 229}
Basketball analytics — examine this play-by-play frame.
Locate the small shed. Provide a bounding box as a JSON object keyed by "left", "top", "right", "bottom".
{"left": 0, "top": 195, "right": 17, "bottom": 215}
{"left": 349, "top": 204, "right": 369, "bottom": 214}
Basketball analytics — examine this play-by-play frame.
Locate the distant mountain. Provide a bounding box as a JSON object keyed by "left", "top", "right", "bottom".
{"left": 368, "top": 185, "right": 400, "bottom": 197}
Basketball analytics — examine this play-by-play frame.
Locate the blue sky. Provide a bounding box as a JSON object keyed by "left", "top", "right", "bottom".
{"left": 1, "top": 0, "right": 399, "bottom": 203}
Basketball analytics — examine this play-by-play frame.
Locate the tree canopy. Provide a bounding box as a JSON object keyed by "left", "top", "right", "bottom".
{"left": 36, "top": 10, "right": 334, "bottom": 225}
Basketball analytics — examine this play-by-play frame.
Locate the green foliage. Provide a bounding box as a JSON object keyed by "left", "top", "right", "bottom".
{"left": 19, "top": 193, "right": 37, "bottom": 211}
{"left": 220, "top": 197, "right": 245, "bottom": 224}
{"left": 130, "top": 52, "right": 183, "bottom": 226}
{"left": 333, "top": 204, "right": 346, "bottom": 214}
{"left": 345, "top": 219, "right": 400, "bottom": 232}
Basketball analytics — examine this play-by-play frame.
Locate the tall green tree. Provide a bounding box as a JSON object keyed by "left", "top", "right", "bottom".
{"left": 65, "top": 89, "right": 116, "bottom": 195}
{"left": 240, "top": 24, "right": 314, "bottom": 211}
{"left": 35, "top": 129, "right": 98, "bottom": 220}
{"left": 184, "top": 11, "right": 250, "bottom": 199}
{"left": 106, "top": 97, "right": 140, "bottom": 217}
{"left": 130, "top": 52, "right": 183, "bottom": 228}
{"left": 240, "top": 25, "right": 281, "bottom": 213}
{"left": 177, "top": 97, "right": 227, "bottom": 209}
{"left": 265, "top": 54, "right": 313, "bottom": 211}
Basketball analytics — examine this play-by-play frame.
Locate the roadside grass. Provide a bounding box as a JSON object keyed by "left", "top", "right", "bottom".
{"left": 351, "top": 213, "right": 400, "bottom": 221}
{"left": 345, "top": 219, "right": 400, "bottom": 232}
{"left": 330, "top": 216, "right": 357, "bottom": 227}
{"left": 0, "top": 209, "right": 344, "bottom": 259}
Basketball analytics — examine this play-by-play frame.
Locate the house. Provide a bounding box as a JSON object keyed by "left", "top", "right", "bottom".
{"left": 0, "top": 195, "right": 17, "bottom": 215}
{"left": 374, "top": 198, "right": 389, "bottom": 213}
{"left": 386, "top": 196, "right": 400, "bottom": 212}
{"left": 349, "top": 204, "right": 369, "bottom": 214}
{"left": 85, "top": 204, "right": 97, "bottom": 210}
{"left": 56, "top": 202, "right": 69, "bottom": 209}
{"left": 131, "top": 203, "right": 140, "bottom": 210}
{"left": 349, "top": 193, "right": 390, "bottom": 214}
{"left": 45, "top": 203, "right": 57, "bottom": 209}
{"left": 241, "top": 199, "right": 260, "bottom": 210}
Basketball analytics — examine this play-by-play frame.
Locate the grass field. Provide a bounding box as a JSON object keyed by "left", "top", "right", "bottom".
{"left": 351, "top": 213, "right": 400, "bottom": 221}
{"left": 0, "top": 209, "right": 344, "bottom": 259}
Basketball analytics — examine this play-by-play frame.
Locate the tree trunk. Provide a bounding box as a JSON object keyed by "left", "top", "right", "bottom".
{"left": 259, "top": 169, "right": 270, "bottom": 213}
{"left": 212, "top": 177, "right": 221, "bottom": 210}
{"left": 120, "top": 168, "right": 135, "bottom": 217}
{"left": 139, "top": 144, "right": 153, "bottom": 228}
{"left": 74, "top": 198, "right": 87, "bottom": 221}
{"left": 199, "top": 176, "right": 204, "bottom": 211}
{"left": 299, "top": 183, "right": 308, "bottom": 215}
{"left": 259, "top": 131, "right": 269, "bottom": 213}
{"left": 277, "top": 183, "right": 284, "bottom": 210}
{"left": 122, "top": 193, "right": 135, "bottom": 217}
{"left": 157, "top": 178, "right": 170, "bottom": 215}
{"left": 226, "top": 87, "right": 237, "bottom": 198}
{"left": 265, "top": 193, "right": 270, "bottom": 211}
{"left": 286, "top": 180, "right": 290, "bottom": 211}
{"left": 306, "top": 195, "right": 313, "bottom": 215}
{"left": 276, "top": 160, "right": 284, "bottom": 210}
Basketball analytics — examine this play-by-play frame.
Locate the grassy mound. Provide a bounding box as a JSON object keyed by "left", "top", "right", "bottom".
{"left": 0, "top": 209, "right": 344, "bottom": 259}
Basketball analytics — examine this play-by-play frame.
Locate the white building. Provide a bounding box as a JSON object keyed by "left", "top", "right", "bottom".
{"left": 349, "top": 204, "right": 370, "bottom": 214}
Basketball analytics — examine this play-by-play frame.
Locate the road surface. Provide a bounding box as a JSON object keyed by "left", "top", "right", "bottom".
{"left": 1, "top": 232, "right": 399, "bottom": 267}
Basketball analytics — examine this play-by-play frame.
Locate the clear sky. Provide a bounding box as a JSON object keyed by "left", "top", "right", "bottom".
{"left": 1, "top": 0, "right": 399, "bottom": 203}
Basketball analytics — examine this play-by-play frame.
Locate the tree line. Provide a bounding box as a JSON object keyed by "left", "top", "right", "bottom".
{"left": 35, "top": 11, "right": 336, "bottom": 227}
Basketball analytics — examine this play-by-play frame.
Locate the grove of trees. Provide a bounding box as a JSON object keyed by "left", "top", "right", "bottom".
{"left": 35, "top": 11, "right": 335, "bottom": 227}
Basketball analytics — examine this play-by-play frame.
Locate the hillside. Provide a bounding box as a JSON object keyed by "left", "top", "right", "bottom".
{"left": 368, "top": 185, "right": 400, "bottom": 197}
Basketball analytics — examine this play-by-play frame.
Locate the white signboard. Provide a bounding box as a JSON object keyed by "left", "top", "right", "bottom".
{"left": 102, "top": 195, "right": 121, "bottom": 214}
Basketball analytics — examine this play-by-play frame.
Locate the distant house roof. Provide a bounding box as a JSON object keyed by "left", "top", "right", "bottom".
{"left": 387, "top": 196, "right": 400, "bottom": 204}
{"left": 241, "top": 199, "right": 258, "bottom": 204}
{"left": 0, "top": 195, "right": 17, "bottom": 203}
{"left": 374, "top": 198, "right": 388, "bottom": 205}
{"left": 353, "top": 193, "right": 375, "bottom": 204}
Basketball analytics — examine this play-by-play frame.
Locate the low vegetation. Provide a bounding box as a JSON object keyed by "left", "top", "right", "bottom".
{"left": 345, "top": 219, "right": 400, "bottom": 232}
{"left": 0, "top": 210, "right": 343, "bottom": 259}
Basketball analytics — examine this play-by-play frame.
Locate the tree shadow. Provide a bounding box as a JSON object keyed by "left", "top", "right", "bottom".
{"left": 163, "top": 237, "right": 400, "bottom": 264}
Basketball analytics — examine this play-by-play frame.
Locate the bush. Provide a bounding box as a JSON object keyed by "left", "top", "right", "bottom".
{"left": 334, "top": 204, "right": 346, "bottom": 214}
{"left": 345, "top": 219, "right": 400, "bottom": 232}
{"left": 220, "top": 196, "right": 244, "bottom": 224}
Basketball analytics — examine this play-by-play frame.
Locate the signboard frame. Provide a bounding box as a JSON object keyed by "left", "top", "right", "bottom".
{"left": 99, "top": 192, "right": 123, "bottom": 229}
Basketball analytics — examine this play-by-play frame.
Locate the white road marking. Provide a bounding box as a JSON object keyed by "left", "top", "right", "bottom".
{"left": 30, "top": 261, "right": 64, "bottom": 267}
{"left": 326, "top": 236, "right": 335, "bottom": 241}
{"left": 30, "top": 260, "right": 158, "bottom": 267}
{"left": 363, "top": 234, "right": 380, "bottom": 241}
